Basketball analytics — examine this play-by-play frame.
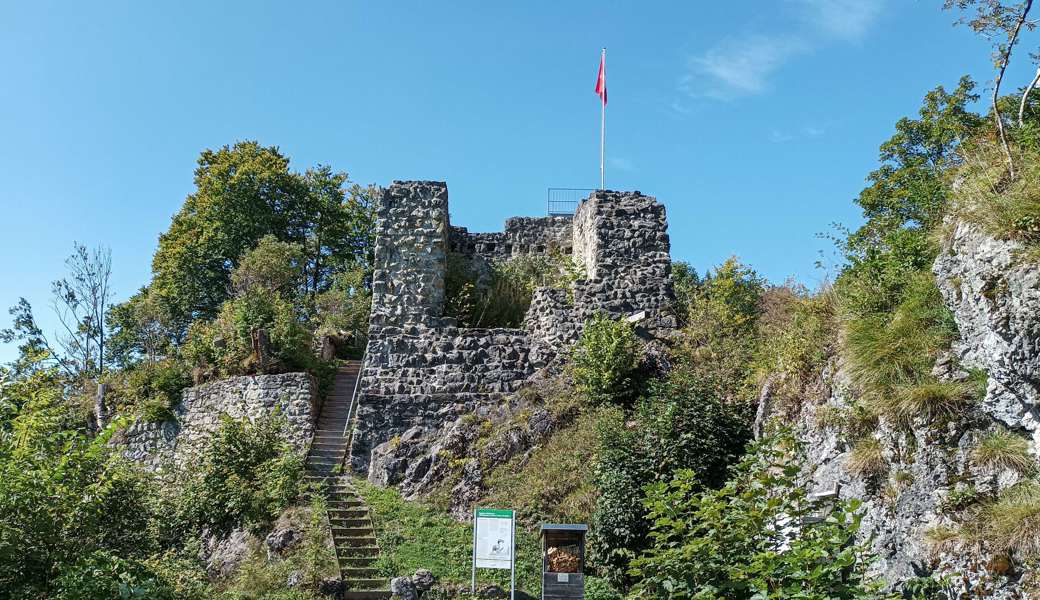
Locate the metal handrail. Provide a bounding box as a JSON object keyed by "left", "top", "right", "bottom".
{"left": 341, "top": 349, "right": 367, "bottom": 467}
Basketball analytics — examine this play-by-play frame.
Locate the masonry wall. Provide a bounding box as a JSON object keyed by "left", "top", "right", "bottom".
{"left": 117, "top": 372, "right": 318, "bottom": 471}
{"left": 353, "top": 182, "right": 676, "bottom": 486}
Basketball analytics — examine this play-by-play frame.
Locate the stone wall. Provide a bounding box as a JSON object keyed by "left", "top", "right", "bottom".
{"left": 369, "top": 181, "right": 449, "bottom": 329}
{"left": 353, "top": 182, "right": 676, "bottom": 487}
{"left": 117, "top": 372, "right": 318, "bottom": 471}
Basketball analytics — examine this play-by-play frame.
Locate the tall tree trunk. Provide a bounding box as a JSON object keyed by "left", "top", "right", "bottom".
{"left": 994, "top": 0, "right": 1033, "bottom": 179}
{"left": 1019, "top": 66, "right": 1040, "bottom": 127}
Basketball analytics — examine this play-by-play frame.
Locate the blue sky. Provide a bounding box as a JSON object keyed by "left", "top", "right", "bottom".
{"left": 1, "top": 0, "right": 1037, "bottom": 363}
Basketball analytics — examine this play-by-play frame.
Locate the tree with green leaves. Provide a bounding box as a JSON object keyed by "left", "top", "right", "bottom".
{"left": 837, "top": 77, "right": 983, "bottom": 317}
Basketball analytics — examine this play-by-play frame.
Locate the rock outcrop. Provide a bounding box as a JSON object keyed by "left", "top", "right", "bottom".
{"left": 772, "top": 222, "right": 1040, "bottom": 597}
{"left": 934, "top": 221, "right": 1040, "bottom": 454}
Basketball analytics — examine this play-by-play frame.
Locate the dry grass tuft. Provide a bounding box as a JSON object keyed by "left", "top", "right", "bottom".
{"left": 845, "top": 437, "right": 888, "bottom": 479}
{"left": 972, "top": 428, "right": 1036, "bottom": 475}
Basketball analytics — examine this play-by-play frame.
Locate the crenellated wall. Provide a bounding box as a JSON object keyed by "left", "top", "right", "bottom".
{"left": 353, "top": 182, "right": 676, "bottom": 488}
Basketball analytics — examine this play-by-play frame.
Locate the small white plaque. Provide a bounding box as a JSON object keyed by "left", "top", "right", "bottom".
{"left": 557, "top": 573, "right": 569, "bottom": 583}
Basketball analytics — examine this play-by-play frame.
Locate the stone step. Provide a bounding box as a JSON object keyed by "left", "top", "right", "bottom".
{"left": 336, "top": 545, "right": 381, "bottom": 556}
{"left": 344, "top": 578, "right": 390, "bottom": 590}
{"left": 328, "top": 495, "right": 363, "bottom": 504}
{"left": 340, "top": 556, "right": 377, "bottom": 567}
{"left": 330, "top": 518, "right": 370, "bottom": 528}
{"left": 332, "top": 526, "right": 374, "bottom": 537}
{"left": 336, "top": 536, "right": 378, "bottom": 547}
{"left": 342, "top": 567, "right": 380, "bottom": 578}
{"left": 328, "top": 509, "right": 368, "bottom": 518}
{"left": 343, "top": 586, "right": 391, "bottom": 594}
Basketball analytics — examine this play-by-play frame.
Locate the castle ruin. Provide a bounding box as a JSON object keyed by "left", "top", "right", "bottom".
{"left": 350, "top": 180, "right": 676, "bottom": 488}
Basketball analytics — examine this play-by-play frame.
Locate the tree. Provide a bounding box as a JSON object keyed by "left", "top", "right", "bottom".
{"left": 2, "top": 244, "right": 113, "bottom": 380}
{"left": 51, "top": 243, "right": 113, "bottom": 378}
{"left": 150, "top": 141, "right": 310, "bottom": 334}
{"left": 147, "top": 141, "right": 377, "bottom": 339}
{"left": 944, "top": 1, "right": 1036, "bottom": 177}
{"left": 299, "top": 168, "right": 378, "bottom": 297}
{"left": 837, "top": 78, "right": 983, "bottom": 316}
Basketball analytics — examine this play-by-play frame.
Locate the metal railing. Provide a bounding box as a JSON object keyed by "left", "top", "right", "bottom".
{"left": 547, "top": 188, "right": 594, "bottom": 216}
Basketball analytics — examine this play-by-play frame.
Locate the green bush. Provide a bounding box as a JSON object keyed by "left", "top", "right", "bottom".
{"left": 585, "top": 576, "right": 623, "bottom": 600}
{"left": 672, "top": 257, "right": 765, "bottom": 403}
{"left": 0, "top": 368, "right": 158, "bottom": 599}
{"left": 629, "top": 433, "right": 888, "bottom": 600}
{"left": 163, "top": 414, "right": 304, "bottom": 540}
{"left": 54, "top": 551, "right": 177, "bottom": 600}
{"left": 119, "top": 359, "right": 191, "bottom": 422}
{"left": 572, "top": 314, "right": 641, "bottom": 406}
{"left": 590, "top": 374, "right": 750, "bottom": 588}
{"left": 184, "top": 288, "right": 326, "bottom": 380}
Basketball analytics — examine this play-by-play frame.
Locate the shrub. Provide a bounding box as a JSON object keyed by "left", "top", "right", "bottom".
{"left": 444, "top": 250, "right": 584, "bottom": 328}
{"left": 0, "top": 374, "right": 157, "bottom": 599}
{"left": 628, "top": 433, "right": 887, "bottom": 599}
{"left": 571, "top": 314, "right": 640, "bottom": 406}
{"left": 673, "top": 258, "right": 765, "bottom": 402}
{"left": 845, "top": 437, "right": 888, "bottom": 479}
{"left": 973, "top": 428, "right": 1035, "bottom": 474}
{"left": 184, "top": 288, "right": 325, "bottom": 380}
{"left": 120, "top": 359, "right": 191, "bottom": 421}
{"left": 53, "top": 551, "right": 178, "bottom": 600}
{"left": 755, "top": 288, "right": 837, "bottom": 416}
{"left": 314, "top": 267, "right": 372, "bottom": 357}
{"left": 164, "top": 414, "right": 304, "bottom": 540}
{"left": 590, "top": 376, "right": 750, "bottom": 588}
{"left": 585, "top": 576, "right": 623, "bottom": 600}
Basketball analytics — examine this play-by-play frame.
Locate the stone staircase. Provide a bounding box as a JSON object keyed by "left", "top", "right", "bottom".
{"left": 304, "top": 361, "right": 391, "bottom": 600}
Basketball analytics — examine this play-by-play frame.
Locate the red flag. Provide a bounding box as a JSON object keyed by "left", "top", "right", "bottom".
{"left": 595, "top": 51, "right": 607, "bottom": 106}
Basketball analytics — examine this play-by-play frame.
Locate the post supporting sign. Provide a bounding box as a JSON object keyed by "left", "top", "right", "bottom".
{"left": 471, "top": 508, "right": 516, "bottom": 600}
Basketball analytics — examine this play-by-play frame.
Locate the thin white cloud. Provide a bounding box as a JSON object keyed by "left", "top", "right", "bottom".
{"left": 792, "top": 0, "right": 885, "bottom": 41}
{"left": 686, "top": 34, "right": 808, "bottom": 100}
{"left": 679, "top": 0, "right": 884, "bottom": 102}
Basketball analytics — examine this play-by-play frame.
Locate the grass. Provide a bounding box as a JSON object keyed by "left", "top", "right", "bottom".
{"left": 972, "top": 428, "right": 1035, "bottom": 475}
{"left": 842, "top": 272, "right": 957, "bottom": 406}
{"left": 870, "top": 381, "right": 976, "bottom": 422}
{"left": 845, "top": 437, "right": 888, "bottom": 479}
{"left": 353, "top": 478, "right": 542, "bottom": 594}
{"left": 952, "top": 135, "right": 1040, "bottom": 249}
{"left": 976, "top": 480, "right": 1040, "bottom": 560}
{"left": 482, "top": 409, "right": 601, "bottom": 528}
{"left": 922, "top": 525, "right": 961, "bottom": 558}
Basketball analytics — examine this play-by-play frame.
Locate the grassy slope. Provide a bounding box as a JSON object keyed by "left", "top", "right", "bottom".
{"left": 353, "top": 408, "right": 604, "bottom": 596}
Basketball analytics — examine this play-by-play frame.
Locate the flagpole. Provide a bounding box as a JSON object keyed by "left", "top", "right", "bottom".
{"left": 600, "top": 48, "right": 606, "bottom": 190}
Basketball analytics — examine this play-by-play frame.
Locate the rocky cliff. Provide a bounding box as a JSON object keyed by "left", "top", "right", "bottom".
{"left": 776, "top": 222, "right": 1040, "bottom": 598}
